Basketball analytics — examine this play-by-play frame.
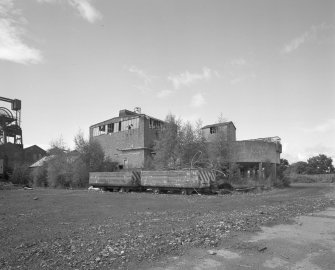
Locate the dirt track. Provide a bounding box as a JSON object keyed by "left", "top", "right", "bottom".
{"left": 0, "top": 183, "right": 334, "bottom": 269}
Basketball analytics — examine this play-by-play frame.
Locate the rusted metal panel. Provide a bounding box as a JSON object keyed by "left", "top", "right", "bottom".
{"left": 198, "top": 169, "right": 216, "bottom": 187}
{"left": 89, "top": 171, "right": 140, "bottom": 187}
{"left": 140, "top": 169, "right": 213, "bottom": 189}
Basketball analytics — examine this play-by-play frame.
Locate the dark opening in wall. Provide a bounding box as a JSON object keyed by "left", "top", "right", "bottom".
{"left": 210, "top": 127, "right": 217, "bottom": 134}
{"left": 107, "top": 123, "right": 114, "bottom": 133}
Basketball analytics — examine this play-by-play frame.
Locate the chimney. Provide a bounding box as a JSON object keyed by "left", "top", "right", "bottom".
{"left": 134, "top": 107, "right": 141, "bottom": 114}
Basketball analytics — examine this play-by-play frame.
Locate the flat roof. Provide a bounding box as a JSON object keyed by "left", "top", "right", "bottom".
{"left": 90, "top": 113, "right": 165, "bottom": 128}
{"left": 201, "top": 121, "right": 236, "bottom": 130}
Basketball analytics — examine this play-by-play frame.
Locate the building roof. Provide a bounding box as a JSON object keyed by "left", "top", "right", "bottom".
{"left": 90, "top": 109, "right": 165, "bottom": 128}
{"left": 29, "top": 155, "right": 54, "bottom": 168}
{"left": 23, "top": 145, "right": 46, "bottom": 154}
{"left": 201, "top": 121, "right": 236, "bottom": 130}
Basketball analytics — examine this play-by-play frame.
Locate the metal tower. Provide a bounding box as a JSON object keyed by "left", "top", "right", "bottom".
{"left": 0, "top": 97, "right": 23, "bottom": 147}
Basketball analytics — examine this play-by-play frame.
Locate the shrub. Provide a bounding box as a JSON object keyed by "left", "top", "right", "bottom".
{"left": 281, "top": 176, "right": 291, "bottom": 187}
{"left": 31, "top": 164, "right": 48, "bottom": 187}
{"left": 71, "top": 158, "right": 89, "bottom": 188}
{"left": 10, "top": 163, "right": 31, "bottom": 186}
{"left": 47, "top": 154, "right": 72, "bottom": 188}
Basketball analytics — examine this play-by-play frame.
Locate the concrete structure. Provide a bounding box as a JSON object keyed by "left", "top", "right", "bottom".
{"left": 202, "top": 123, "right": 282, "bottom": 180}
{"left": 201, "top": 122, "right": 236, "bottom": 142}
{"left": 89, "top": 109, "right": 164, "bottom": 169}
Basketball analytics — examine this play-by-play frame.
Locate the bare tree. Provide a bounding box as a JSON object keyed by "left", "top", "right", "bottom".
{"left": 153, "top": 114, "right": 182, "bottom": 169}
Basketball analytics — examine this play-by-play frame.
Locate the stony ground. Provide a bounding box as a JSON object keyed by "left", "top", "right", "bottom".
{"left": 0, "top": 183, "right": 334, "bottom": 270}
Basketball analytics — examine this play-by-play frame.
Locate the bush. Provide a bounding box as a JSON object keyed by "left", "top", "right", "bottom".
{"left": 10, "top": 163, "right": 31, "bottom": 186}
{"left": 47, "top": 154, "right": 72, "bottom": 188}
{"left": 281, "top": 176, "right": 291, "bottom": 187}
{"left": 71, "top": 158, "right": 89, "bottom": 188}
{"left": 31, "top": 165, "right": 48, "bottom": 187}
{"left": 101, "top": 158, "right": 119, "bottom": 172}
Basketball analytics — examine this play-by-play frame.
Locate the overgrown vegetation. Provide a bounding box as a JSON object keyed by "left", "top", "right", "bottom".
{"left": 152, "top": 114, "right": 239, "bottom": 183}
{"left": 9, "top": 132, "right": 118, "bottom": 188}
{"left": 9, "top": 163, "right": 31, "bottom": 186}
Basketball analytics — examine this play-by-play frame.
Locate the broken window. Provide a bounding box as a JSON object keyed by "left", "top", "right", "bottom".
{"left": 149, "top": 118, "right": 163, "bottom": 130}
{"left": 120, "top": 118, "right": 139, "bottom": 131}
{"left": 93, "top": 118, "right": 140, "bottom": 136}
{"left": 210, "top": 127, "right": 217, "bottom": 134}
{"left": 107, "top": 123, "right": 114, "bottom": 133}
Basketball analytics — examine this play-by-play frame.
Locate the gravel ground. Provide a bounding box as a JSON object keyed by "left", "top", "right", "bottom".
{"left": 0, "top": 183, "right": 334, "bottom": 269}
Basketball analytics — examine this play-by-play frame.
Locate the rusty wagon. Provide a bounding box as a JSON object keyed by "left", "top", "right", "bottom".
{"left": 89, "top": 171, "right": 141, "bottom": 192}
{"left": 89, "top": 169, "right": 216, "bottom": 194}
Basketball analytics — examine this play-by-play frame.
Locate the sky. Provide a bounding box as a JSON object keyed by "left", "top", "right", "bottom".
{"left": 0, "top": 0, "right": 334, "bottom": 163}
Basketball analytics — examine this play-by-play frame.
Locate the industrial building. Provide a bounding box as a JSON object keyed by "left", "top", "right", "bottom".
{"left": 202, "top": 122, "right": 282, "bottom": 179}
{"left": 89, "top": 108, "right": 165, "bottom": 169}
{"left": 91, "top": 109, "right": 282, "bottom": 178}
{"left": 0, "top": 97, "right": 46, "bottom": 178}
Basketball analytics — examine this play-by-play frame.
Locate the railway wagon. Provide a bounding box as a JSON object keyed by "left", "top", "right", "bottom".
{"left": 140, "top": 169, "right": 215, "bottom": 194}
{"left": 89, "top": 171, "right": 141, "bottom": 192}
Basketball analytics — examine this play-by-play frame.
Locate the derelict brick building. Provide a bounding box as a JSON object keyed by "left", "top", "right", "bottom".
{"left": 89, "top": 109, "right": 164, "bottom": 169}
{"left": 201, "top": 122, "right": 282, "bottom": 178}
{"left": 91, "top": 109, "right": 282, "bottom": 176}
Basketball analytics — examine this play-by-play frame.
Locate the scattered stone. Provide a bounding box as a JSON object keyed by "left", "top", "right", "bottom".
{"left": 208, "top": 250, "right": 217, "bottom": 255}
{"left": 258, "top": 246, "right": 267, "bottom": 252}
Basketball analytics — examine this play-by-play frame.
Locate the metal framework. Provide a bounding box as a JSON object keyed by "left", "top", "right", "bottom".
{"left": 0, "top": 97, "right": 23, "bottom": 146}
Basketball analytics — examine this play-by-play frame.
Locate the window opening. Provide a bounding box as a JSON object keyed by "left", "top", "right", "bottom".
{"left": 210, "top": 127, "right": 217, "bottom": 134}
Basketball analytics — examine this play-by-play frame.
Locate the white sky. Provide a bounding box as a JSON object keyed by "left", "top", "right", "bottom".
{"left": 1, "top": 0, "right": 334, "bottom": 163}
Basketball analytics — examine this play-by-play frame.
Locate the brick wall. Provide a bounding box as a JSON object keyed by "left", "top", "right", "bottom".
{"left": 90, "top": 115, "right": 161, "bottom": 169}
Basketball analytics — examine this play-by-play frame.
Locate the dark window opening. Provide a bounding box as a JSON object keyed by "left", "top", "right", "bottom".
{"left": 107, "top": 123, "right": 113, "bottom": 133}
{"left": 118, "top": 121, "right": 121, "bottom": 131}
{"left": 210, "top": 127, "right": 217, "bottom": 134}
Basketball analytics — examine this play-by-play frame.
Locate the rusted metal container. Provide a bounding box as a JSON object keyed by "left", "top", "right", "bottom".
{"left": 89, "top": 171, "right": 141, "bottom": 189}
{"left": 140, "top": 169, "right": 214, "bottom": 190}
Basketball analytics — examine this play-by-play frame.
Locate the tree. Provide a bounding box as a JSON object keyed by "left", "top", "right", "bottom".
{"left": 153, "top": 114, "right": 182, "bottom": 169}
{"left": 277, "top": 158, "right": 289, "bottom": 179}
{"left": 48, "top": 136, "right": 68, "bottom": 155}
{"left": 217, "top": 112, "right": 228, "bottom": 124}
{"left": 74, "top": 131, "right": 105, "bottom": 171}
{"left": 289, "top": 161, "right": 308, "bottom": 174}
{"left": 191, "top": 119, "right": 209, "bottom": 168}
{"left": 306, "top": 154, "right": 335, "bottom": 174}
